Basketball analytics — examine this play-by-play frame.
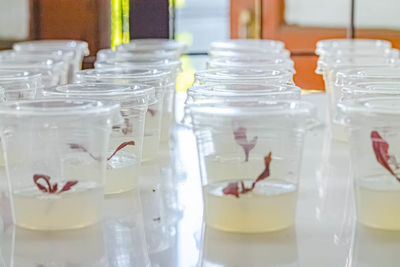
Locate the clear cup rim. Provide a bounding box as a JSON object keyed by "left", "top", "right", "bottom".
{"left": 195, "top": 68, "right": 293, "bottom": 81}
{"left": 315, "top": 38, "right": 392, "bottom": 55}
{"left": 0, "top": 70, "right": 42, "bottom": 81}
{"left": 75, "top": 68, "right": 170, "bottom": 81}
{"left": 338, "top": 96, "right": 400, "bottom": 116}
{"left": 13, "top": 40, "right": 89, "bottom": 56}
{"left": 187, "top": 83, "right": 301, "bottom": 97}
{"left": 336, "top": 67, "right": 400, "bottom": 80}
{"left": 116, "top": 39, "right": 187, "bottom": 53}
{"left": 43, "top": 83, "right": 155, "bottom": 100}
{"left": 210, "top": 39, "right": 285, "bottom": 50}
{"left": 207, "top": 58, "right": 295, "bottom": 72}
{"left": 0, "top": 99, "right": 120, "bottom": 117}
{"left": 316, "top": 57, "right": 399, "bottom": 74}
{"left": 208, "top": 49, "right": 290, "bottom": 59}
{"left": 95, "top": 59, "right": 181, "bottom": 69}
{"left": 187, "top": 99, "right": 315, "bottom": 117}
{"left": 97, "top": 49, "right": 180, "bottom": 61}
{"left": 342, "top": 82, "right": 400, "bottom": 95}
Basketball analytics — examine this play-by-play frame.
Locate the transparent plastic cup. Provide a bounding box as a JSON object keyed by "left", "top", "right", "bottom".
{"left": 0, "top": 70, "right": 42, "bottom": 168}
{"left": 194, "top": 68, "right": 294, "bottom": 86}
{"left": 208, "top": 49, "right": 291, "bottom": 60}
{"left": 0, "top": 49, "right": 72, "bottom": 84}
{"left": 94, "top": 60, "right": 181, "bottom": 143}
{"left": 315, "top": 57, "right": 400, "bottom": 141}
{"left": 315, "top": 39, "right": 392, "bottom": 56}
{"left": 207, "top": 57, "right": 295, "bottom": 73}
{"left": 0, "top": 70, "right": 42, "bottom": 100}
{"left": 13, "top": 40, "right": 90, "bottom": 81}
{"left": 338, "top": 97, "right": 400, "bottom": 230}
{"left": 188, "top": 100, "right": 316, "bottom": 233}
{"left": 42, "top": 83, "right": 154, "bottom": 195}
{"left": 181, "top": 83, "right": 302, "bottom": 127}
{"left": 0, "top": 99, "right": 120, "bottom": 230}
{"left": 210, "top": 39, "right": 286, "bottom": 53}
{"left": 0, "top": 58, "right": 67, "bottom": 88}
{"left": 116, "top": 39, "right": 187, "bottom": 56}
{"left": 74, "top": 68, "right": 170, "bottom": 161}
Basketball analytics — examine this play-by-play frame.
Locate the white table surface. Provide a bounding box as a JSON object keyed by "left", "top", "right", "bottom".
{"left": 0, "top": 92, "right": 399, "bottom": 267}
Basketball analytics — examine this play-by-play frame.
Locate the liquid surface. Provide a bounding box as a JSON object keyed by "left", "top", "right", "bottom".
{"left": 356, "top": 175, "right": 400, "bottom": 230}
{"left": 13, "top": 181, "right": 103, "bottom": 231}
{"left": 204, "top": 180, "right": 297, "bottom": 233}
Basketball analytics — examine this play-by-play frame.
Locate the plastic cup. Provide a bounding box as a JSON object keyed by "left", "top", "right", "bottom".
{"left": 338, "top": 97, "right": 400, "bottom": 230}
{"left": 0, "top": 70, "right": 42, "bottom": 168}
{"left": 315, "top": 56, "right": 400, "bottom": 141}
{"left": 0, "top": 99, "right": 120, "bottom": 230}
{"left": 315, "top": 39, "right": 392, "bottom": 56}
{"left": 182, "top": 83, "right": 301, "bottom": 127}
{"left": 194, "top": 68, "right": 294, "bottom": 86}
{"left": 13, "top": 40, "right": 90, "bottom": 82}
{"left": 0, "top": 49, "right": 72, "bottom": 85}
{"left": 188, "top": 100, "right": 315, "bottom": 233}
{"left": 210, "top": 39, "right": 286, "bottom": 53}
{"left": 116, "top": 39, "right": 187, "bottom": 56}
{"left": 332, "top": 67, "right": 400, "bottom": 141}
{"left": 74, "top": 68, "right": 170, "bottom": 161}
{"left": 206, "top": 57, "right": 295, "bottom": 73}
{"left": 42, "top": 83, "right": 154, "bottom": 194}
{"left": 0, "top": 70, "right": 41, "bottom": 101}
{"left": 0, "top": 58, "right": 67, "bottom": 88}
{"left": 94, "top": 60, "right": 181, "bottom": 143}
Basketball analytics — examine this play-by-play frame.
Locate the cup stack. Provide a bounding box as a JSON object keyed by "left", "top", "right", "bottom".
{"left": 318, "top": 39, "right": 400, "bottom": 231}
{"left": 183, "top": 39, "right": 317, "bottom": 233}
{"left": 94, "top": 39, "right": 187, "bottom": 143}
{"left": 314, "top": 38, "right": 400, "bottom": 141}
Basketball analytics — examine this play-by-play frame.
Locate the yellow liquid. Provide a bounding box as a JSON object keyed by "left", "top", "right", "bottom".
{"left": 356, "top": 177, "right": 400, "bottom": 230}
{"left": 204, "top": 180, "right": 297, "bottom": 233}
{"left": 105, "top": 153, "right": 140, "bottom": 195}
{"left": 13, "top": 182, "right": 103, "bottom": 231}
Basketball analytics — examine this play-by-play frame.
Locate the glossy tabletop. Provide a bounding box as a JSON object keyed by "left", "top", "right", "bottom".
{"left": 0, "top": 92, "right": 399, "bottom": 267}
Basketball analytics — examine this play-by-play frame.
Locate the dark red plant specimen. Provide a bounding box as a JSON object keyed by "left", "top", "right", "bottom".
{"left": 33, "top": 174, "right": 78, "bottom": 194}
{"left": 371, "top": 131, "right": 400, "bottom": 182}
{"left": 234, "top": 127, "right": 258, "bottom": 162}
{"left": 107, "top": 141, "right": 135, "bottom": 160}
{"left": 69, "top": 141, "right": 135, "bottom": 161}
{"left": 68, "top": 144, "right": 99, "bottom": 160}
{"left": 222, "top": 152, "right": 272, "bottom": 198}
{"left": 148, "top": 108, "right": 156, "bottom": 116}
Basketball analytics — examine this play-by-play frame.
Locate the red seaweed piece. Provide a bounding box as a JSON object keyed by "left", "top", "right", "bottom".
{"left": 222, "top": 152, "right": 272, "bottom": 197}
{"left": 222, "top": 182, "right": 240, "bottom": 198}
{"left": 371, "top": 131, "right": 400, "bottom": 182}
{"left": 233, "top": 127, "right": 258, "bottom": 162}
{"left": 33, "top": 174, "right": 78, "bottom": 194}
{"left": 68, "top": 143, "right": 99, "bottom": 160}
{"left": 107, "top": 140, "right": 135, "bottom": 161}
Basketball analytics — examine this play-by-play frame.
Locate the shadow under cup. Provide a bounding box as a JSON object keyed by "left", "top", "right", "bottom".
{"left": 189, "top": 100, "right": 316, "bottom": 233}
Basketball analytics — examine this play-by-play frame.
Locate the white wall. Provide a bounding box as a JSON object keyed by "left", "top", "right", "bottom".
{"left": 0, "top": 0, "right": 29, "bottom": 40}
{"left": 285, "top": 0, "right": 400, "bottom": 30}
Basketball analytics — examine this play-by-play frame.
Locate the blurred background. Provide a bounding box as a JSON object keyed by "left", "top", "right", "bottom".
{"left": 1, "top": 0, "right": 400, "bottom": 90}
